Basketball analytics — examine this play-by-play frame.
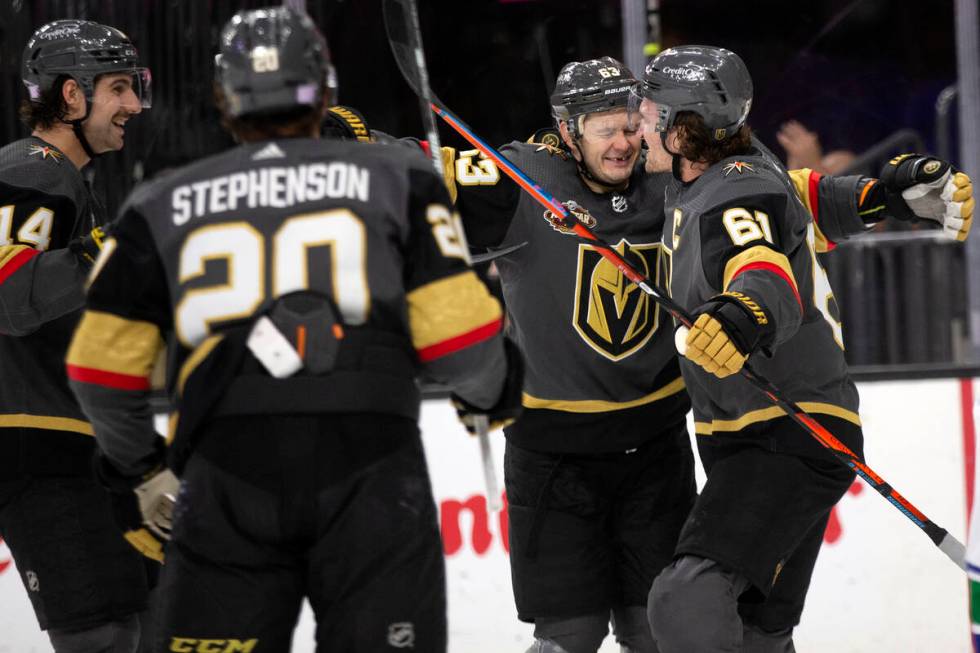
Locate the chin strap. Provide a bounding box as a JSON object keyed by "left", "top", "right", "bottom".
{"left": 70, "top": 119, "right": 98, "bottom": 160}
{"left": 60, "top": 98, "right": 98, "bottom": 161}
{"left": 661, "top": 131, "right": 684, "bottom": 182}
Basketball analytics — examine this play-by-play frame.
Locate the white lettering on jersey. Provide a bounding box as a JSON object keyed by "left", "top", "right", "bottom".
{"left": 170, "top": 163, "right": 371, "bottom": 224}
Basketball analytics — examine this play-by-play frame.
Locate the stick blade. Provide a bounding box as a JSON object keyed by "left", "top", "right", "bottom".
{"left": 938, "top": 532, "right": 966, "bottom": 570}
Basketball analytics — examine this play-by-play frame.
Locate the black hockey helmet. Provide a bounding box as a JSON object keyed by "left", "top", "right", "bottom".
{"left": 551, "top": 57, "right": 636, "bottom": 137}
{"left": 215, "top": 7, "right": 336, "bottom": 119}
{"left": 632, "top": 45, "right": 752, "bottom": 141}
{"left": 22, "top": 19, "right": 151, "bottom": 108}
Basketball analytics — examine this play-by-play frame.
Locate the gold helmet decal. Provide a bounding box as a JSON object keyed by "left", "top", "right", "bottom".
{"left": 543, "top": 200, "right": 596, "bottom": 234}
{"left": 572, "top": 239, "right": 663, "bottom": 360}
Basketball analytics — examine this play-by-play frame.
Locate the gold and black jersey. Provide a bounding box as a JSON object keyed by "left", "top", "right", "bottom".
{"left": 0, "top": 137, "right": 105, "bottom": 478}
{"left": 451, "top": 140, "right": 689, "bottom": 452}
{"left": 67, "top": 138, "right": 507, "bottom": 476}
{"left": 664, "top": 140, "right": 861, "bottom": 453}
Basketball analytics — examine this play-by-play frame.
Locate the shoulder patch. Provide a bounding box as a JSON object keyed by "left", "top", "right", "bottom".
{"left": 722, "top": 161, "right": 755, "bottom": 176}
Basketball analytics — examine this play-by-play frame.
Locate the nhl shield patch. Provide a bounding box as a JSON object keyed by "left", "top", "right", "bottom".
{"left": 572, "top": 239, "right": 663, "bottom": 360}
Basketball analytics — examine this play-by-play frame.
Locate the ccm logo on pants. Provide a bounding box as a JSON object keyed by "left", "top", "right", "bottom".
{"left": 169, "top": 638, "right": 258, "bottom": 653}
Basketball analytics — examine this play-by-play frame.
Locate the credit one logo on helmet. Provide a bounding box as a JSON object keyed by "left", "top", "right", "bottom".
{"left": 39, "top": 25, "right": 81, "bottom": 40}
{"left": 573, "top": 239, "right": 663, "bottom": 361}
{"left": 661, "top": 65, "right": 706, "bottom": 82}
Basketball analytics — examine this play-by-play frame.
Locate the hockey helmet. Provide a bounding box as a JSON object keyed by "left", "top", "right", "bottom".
{"left": 215, "top": 7, "right": 336, "bottom": 119}
{"left": 632, "top": 45, "right": 752, "bottom": 141}
{"left": 551, "top": 57, "right": 636, "bottom": 137}
{"left": 22, "top": 19, "right": 151, "bottom": 108}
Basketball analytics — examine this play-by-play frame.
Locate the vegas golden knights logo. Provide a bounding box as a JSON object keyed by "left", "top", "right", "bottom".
{"left": 573, "top": 239, "right": 662, "bottom": 361}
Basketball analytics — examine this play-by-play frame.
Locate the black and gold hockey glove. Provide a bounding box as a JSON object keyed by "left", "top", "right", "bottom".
{"left": 322, "top": 105, "right": 374, "bottom": 142}
{"left": 680, "top": 292, "right": 772, "bottom": 379}
{"left": 95, "top": 451, "right": 179, "bottom": 564}
{"left": 452, "top": 338, "right": 524, "bottom": 434}
{"left": 879, "top": 154, "right": 974, "bottom": 241}
{"left": 68, "top": 225, "right": 107, "bottom": 266}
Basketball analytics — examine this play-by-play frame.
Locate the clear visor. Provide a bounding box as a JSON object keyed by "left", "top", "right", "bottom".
{"left": 578, "top": 108, "right": 637, "bottom": 142}
{"left": 89, "top": 67, "right": 152, "bottom": 110}
{"left": 626, "top": 86, "right": 666, "bottom": 135}
{"left": 133, "top": 67, "right": 152, "bottom": 109}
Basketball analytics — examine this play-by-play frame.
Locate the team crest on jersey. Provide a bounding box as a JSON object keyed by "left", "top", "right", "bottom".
{"left": 534, "top": 142, "right": 569, "bottom": 159}
{"left": 28, "top": 144, "right": 62, "bottom": 162}
{"left": 573, "top": 239, "right": 662, "bottom": 361}
{"left": 723, "top": 161, "right": 754, "bottom": 176}
{"left": 543, "top": 200, "right": 596, "bottom": 234}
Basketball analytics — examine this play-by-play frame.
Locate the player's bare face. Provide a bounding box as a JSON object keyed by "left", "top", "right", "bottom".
{"left": 637, "top": 99, "right": 673, "bottom": 173}
{"left": 577, "top": 109, "right": 640, "bottom": 185}
{"left": 84, "top": 73, "right": 142, "bottom": 153}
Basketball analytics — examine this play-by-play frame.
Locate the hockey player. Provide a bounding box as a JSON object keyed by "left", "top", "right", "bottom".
{"left": 444, "top": 53, "right": 972, "bottom": 652}
{"left": 66, "top": 7, "right": 521, "bottom": 652}
{"left": 0, "top": 19, "right": 153, "bottom": 653}
{"left": 631, "top": 45, "right": 974, "bottom": 652}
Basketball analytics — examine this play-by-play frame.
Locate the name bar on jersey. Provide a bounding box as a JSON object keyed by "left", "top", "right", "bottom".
{"left": 171, "top": 162, "right": 370, "bottom": 225}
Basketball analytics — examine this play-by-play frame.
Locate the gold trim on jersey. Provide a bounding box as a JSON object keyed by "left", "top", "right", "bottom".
{"left": 67, "top": 311, "right": 163, "bottom": 378}
{"left": 408, "top": 270, "right": 503, "bottom": 350}
{"left": 0, "top": 244, "right": 34, "bottom": 269}
{"left": 787, "top": 168, "right": 833, "bottom": 253}
{"left": 572, "top": 239, "right": 663, "bottom": 362}
{"left": 0, "top": 413, "right": 93, "bottom": 435}
{"left": 440, "top": 146, "right": 459, "bottom": 204}
{"left": 694, "top": 402, "right": 861, "bottom": 435}
{"left": 722, "top": 245, "right": 797, "bottom": 294}
{"left": 522, "top": 376, "right": 685, "bottom": 413}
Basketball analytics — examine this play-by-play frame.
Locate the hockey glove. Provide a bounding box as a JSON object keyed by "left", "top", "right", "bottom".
{"left": 680, "top": 292, "right": 772, "bottom": 379}
{"left": 322, "top": 105, "right": 374, "bottom": 142}
{"left": 452, "top": 338, "right": 524, "bottom": 435}
{"left": 95, "top": 453, "right": 179, "bottom": 563}
{"left": 879, "top": 154, "right": 974, "bottom": 241}
{"left": 68, "top": 226, "right": 107, "bottom": 266}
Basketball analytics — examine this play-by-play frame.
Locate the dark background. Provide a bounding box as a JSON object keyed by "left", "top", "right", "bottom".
{"left": 0, "top": 0, "right": 961, "bottom": 197}
{"left": 0, "top": 0, "right": 969, "bottom": 368}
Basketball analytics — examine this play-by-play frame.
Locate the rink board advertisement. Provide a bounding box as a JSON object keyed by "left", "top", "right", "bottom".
{"left": 0, "top": 377, "right": 973, "bottom": 652}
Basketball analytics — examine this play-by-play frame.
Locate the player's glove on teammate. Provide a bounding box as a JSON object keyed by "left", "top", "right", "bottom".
{"left": 68, "top": 225, "right": 108, "bottom": 266}
{"left": 94, "top": 451, "right": 179, "bottom": 563}
{"left": 452, "top": 337, "right": 524, "bottom": 434}
{"left": 679, "top": 292, "right": 772, "bottom": 379}
{"left": 879, "top": 154, "right": 974, "bottom": 241}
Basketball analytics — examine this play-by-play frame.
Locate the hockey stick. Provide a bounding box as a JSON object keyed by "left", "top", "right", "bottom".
{"left": 386, "top": 0, "right": 503, "bottom": 512}
{"left": 384, "top": 0, "right": 442, "bottom": 177}
{"left": 471, "top": 241, "right": 529, "bottom": 265}
{"left": 382, "top": 0, "right": 965, "bottom": 569}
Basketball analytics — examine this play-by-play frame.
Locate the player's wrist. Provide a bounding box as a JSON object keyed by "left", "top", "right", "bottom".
{"left": 699, "top": 291, "right": 774, "bottom": 355}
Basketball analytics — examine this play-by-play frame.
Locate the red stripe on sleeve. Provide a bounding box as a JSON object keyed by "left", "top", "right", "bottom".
{"left": 0, "top": 248, "right": 39, "bottom": 285}
{"left": 807, "top": 170, "right": 836, "bottom": 251}
{"left": 66, "top": 364, "right": 151, "bottom": 391}
{"left": 730, "top": 262, "right": 804, "bottom": 313}
{"left": 807, "top": 170, "right": 822, "bottom": 219}
{"left": 416, "top": 317, "right": 503, "bottom": 363}
{"left": 418, "top": 140, "right": 432, "bottom": 157}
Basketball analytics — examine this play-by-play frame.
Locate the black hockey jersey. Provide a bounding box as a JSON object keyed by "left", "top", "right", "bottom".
{"left": 67, "top": 138, "right": 507, "bottom": 476}
{"left": 0, "top": 137, "right": 104, "bottom": 478}
{"left": 664, "top": 142, "right": 861, "bottom": 452}
{"left": 448, "top": 137, "right": 871, "bottom": 454}
{"left": 451, "top": 141, "right": 688, "bottom": 452}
